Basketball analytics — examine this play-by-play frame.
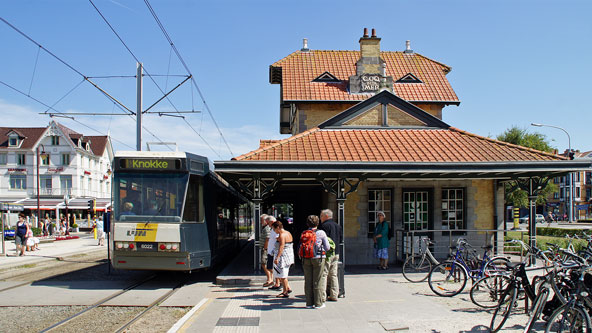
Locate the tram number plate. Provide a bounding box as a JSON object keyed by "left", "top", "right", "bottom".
{"left": 136, "top": 242, "right": 157, "bottom": 252}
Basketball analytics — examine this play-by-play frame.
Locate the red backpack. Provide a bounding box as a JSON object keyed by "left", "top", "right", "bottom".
{"left": 299, "top": 229, "right": 317, "bottom": 259}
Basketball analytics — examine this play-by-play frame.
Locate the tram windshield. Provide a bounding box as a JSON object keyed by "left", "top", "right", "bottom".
{"left": 114, "top": 172, "right": 188, "bottom": 222}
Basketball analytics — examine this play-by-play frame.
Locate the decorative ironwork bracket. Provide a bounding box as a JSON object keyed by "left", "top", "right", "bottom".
{"left": 232, "top": 177, "right": 279, "bottom": 200}
{"left": 509, "top": 176, "right": 550, "bottom": 197}
{"left": 319, "top": 177, "right": 363, "bottom": 200}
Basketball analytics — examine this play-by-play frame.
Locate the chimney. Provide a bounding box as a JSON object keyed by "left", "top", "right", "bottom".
{"left": 358, "top": 27, "right": 381, "bottom": 74}
{"left": 404, "top": 40, "right": 414, "bottom": 54}
{"left": 301, "top": 38, "right": 309, "bottom": 52}
{"left": 349, "top": 28, "right": 393, "bottom": 94}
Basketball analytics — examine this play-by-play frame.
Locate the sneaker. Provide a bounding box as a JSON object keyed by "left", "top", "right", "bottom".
{"left": 327, "top": 297, "right": 338, "bottom": 302}
{"left": 306, "top": 305, "right": 315, "bottom": 309}
{"left": 316, "top": 303, "right": 326, "bottom": 309}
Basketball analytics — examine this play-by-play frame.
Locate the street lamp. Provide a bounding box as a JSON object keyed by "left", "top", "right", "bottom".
{"left": 531, "top": 123, "right": 574, "bottom": 222}
{"left": 36, "top": 144, "right": 47, "bottom": 228}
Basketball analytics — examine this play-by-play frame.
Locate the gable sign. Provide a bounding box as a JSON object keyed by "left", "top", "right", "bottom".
{"left": 360, "top": 74, "right": 381, "bottom": 92}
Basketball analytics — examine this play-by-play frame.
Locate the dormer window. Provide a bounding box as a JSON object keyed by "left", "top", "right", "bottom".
{"left": 396, "top": 73, "right": 422, "bottom": 83}
{"left": 313, "top": 72, "right": 341, "bottom": 83}
{"left": 8, "top": 135, "right": 19, "bottom": 147}
{"left": 86, "top": 143, "right": 90, "bottom": 151}
{"left": 51, "top": 136, "right": 60, "bottom": 145}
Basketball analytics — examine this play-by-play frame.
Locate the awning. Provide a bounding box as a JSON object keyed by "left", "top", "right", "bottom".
{"left": 17, "top": 198, "right": 64, "bottom": 210}
{"left": 65, "top": 198, "right": 112, "bottom": 211}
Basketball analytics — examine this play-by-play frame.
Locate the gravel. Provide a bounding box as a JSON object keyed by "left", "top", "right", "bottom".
{"left": 0, "top": 306, "right": 87, "bottom": 333}
{"left": 126, "top": 306, "right": 191, "bottom": 333}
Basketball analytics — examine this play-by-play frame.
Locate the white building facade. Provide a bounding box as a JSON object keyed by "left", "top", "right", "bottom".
{"left": 0, "top": 121, "right": 113, "bottom": 223}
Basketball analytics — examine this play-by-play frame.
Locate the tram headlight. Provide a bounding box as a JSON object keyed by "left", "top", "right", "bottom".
{"left": 166, "top": 243, "right": 172, "bottom": 250}
{"left": 128, "top": 243, "right": 135, "bottom": 250}
{"left": 116, "top": 242, "right": 123, "bottom": 249}
{"left": 123, "top": 243, "right": 129, "bottom": 249}
{"left": 160, "top": 244, "right": 166, "bottom": 250}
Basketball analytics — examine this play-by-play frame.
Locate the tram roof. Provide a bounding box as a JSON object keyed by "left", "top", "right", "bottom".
{"left": 114, "top": 151, "right": 187, "bottom": 158}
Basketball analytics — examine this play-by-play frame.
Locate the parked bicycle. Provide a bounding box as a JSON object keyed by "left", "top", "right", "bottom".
{"left": 402, "top": 237, "right": 439, "bottom": 283}
{"left": 471, "top": 239, "right": 554, "bottom": 309}
{"left": 428, "top": 238, "right": 510, "bottom": 297}
{"left": 544, "top": 251, "right": 592, "bottom": 333}
{"left": 488, "top": 244, "right": 569, "bottom": 332}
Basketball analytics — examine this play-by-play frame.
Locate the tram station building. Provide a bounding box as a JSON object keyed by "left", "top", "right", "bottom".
{"left": 215, "top": 29, "right": 590, "bottom": 265}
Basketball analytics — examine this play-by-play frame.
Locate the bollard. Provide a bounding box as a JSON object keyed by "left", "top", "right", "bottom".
{"left": 513, "top": 207, "right": 520, "bottom": 230}
{"left": 93, "top": 225, "right": 97, "bottom": 239}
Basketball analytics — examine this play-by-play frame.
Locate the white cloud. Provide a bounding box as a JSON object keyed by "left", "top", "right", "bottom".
{"left": 0, "top": 99, "right": 285, "bottom": 162}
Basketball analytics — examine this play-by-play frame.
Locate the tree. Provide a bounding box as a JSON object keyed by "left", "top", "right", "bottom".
{"left": 496, "top": 126, "right": 558, "bottom": 208}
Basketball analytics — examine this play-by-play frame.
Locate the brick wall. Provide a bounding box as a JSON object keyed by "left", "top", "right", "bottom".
{"left": 471, "top": 179, "right": 494, "bottom": 230}
{"left": 387, "top": 104, "right": 425, "bottom": 126}
{"left": 412, "top": 103, "right": 444, "bottom": 119}
{"left": 344, "top": 105, "right": 381, "bottom": 126}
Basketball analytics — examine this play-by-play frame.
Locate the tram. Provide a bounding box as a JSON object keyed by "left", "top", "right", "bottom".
{"left": 111, "top": 151, "right": 251, "bottom": 271}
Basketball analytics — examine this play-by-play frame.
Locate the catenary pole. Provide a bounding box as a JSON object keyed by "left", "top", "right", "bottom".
{"left": 137, "top": 63, "right": 143, "bottom": 151}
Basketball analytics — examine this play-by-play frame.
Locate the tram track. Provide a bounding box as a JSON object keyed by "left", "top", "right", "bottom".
{"left": 114, "top": 280, "right": 187, "bottom": 333}
{"left": 37, "top": 274, "right": 188, "bottom": 333}
{"left": 39, "top": 274, "right": 157, "bottom": 333}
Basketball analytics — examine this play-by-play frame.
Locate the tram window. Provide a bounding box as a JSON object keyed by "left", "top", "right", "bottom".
{"left": 114, "top": 172, "right": 188, "bottom": 222}
{"left": 183, "top": 175, "right": 204, "bottom": 223}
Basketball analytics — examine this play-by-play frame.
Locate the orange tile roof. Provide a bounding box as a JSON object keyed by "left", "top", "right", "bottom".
{"left": 234, "top": 127, "right": 564, "bottom": 162}
{"left": 271, "top": 50, "right": 459, "bottom": 103}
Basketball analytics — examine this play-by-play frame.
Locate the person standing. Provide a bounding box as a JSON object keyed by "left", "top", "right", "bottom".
{"left": 373, "top": 211, "right": 389, "bottom": 270}
{"left": 318, "top": 209, "right": 342, "bottom": 302}
{"left": 265, "top": 216, "right": 281, "bottom": 290}
{"left": 271, "top": 221, "right": 294, "bottom": 297}
{"left": 300, "top": 215, "right": 330, "bottom": 309}
{"left": 259, "top": 214, "right": 273, "bottom": 287}
{"left": 15, "top": 213, "right": 29, "bottom": 256}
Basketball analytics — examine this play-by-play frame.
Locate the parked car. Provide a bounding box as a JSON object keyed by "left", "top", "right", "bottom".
{"left": 518, "top": 214, "right": 545, "bottom": 224}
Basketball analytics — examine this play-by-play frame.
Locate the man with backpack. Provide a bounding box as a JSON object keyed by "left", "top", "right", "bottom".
{"left": 299, "top": 215, "right": 330, "bottom": 309}
{"left": 318, "top": 209, "right": 341, "bottom": 302}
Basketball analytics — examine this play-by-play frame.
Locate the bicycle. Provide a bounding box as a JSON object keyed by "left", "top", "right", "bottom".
{"left": 402, "top": 237, "right": 439, "bottom": 283}
{"left": 471, "top": 239, "right": 555, "bottom": 309}
{"left": 489, "top": 245, "right": 568, "bottom": 332}
{"left": 544, "top": 250, "right": 592, "bottom": 332}
{"left": 428, "top": 238, "right": 510, "bottom": 297}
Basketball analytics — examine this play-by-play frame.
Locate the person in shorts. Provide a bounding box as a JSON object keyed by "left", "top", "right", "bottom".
{"left": 15, "top": 213, "right": 29, "bottom": 256}
{"left": 259, "top": 214, "right": 273, "bottom": 286}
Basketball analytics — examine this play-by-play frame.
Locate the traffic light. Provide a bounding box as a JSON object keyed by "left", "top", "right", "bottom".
{"left": 88, "top": 199, "right": 95, "bottom": 210}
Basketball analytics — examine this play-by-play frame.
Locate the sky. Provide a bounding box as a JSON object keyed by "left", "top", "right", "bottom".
{"left": 0, "top": 0, "right": 590, "bottom": 161}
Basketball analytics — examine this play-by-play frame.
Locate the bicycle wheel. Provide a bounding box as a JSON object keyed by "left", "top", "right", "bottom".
{"left": 490, "top": 285, "right": 517, "bottom": 333}
{"left": 403, "top": 255, "right": 432, "bottom": 283}
{"left": 524, "top": 287, "right": 550, "bottom": 332}
{"left": 470, "top": 275, "right": 511, "bottom": 308}
{"left": 483, "top": 257, "right": 511, "bottom": 276}
{"left": 428, "top": 261, "right": 467, "bottom": 297}
{"left": 545, "top": 303, "right": 592, "bottom": 332}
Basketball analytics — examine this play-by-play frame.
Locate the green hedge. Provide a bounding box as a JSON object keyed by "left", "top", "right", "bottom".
{"left": 505, "top": 227, "right": 590, "bottom": 254}
{"left": 535, "top": 227, "right": 589, "bottom": 238}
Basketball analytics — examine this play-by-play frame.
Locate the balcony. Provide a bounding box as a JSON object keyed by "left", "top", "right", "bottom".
{"left": 28, "top": 188, "right": 72, "bottom": 197}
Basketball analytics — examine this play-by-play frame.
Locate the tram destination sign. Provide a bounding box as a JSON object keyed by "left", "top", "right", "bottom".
{"left": 119, "top": 158, "right": 181, "bottom": 171}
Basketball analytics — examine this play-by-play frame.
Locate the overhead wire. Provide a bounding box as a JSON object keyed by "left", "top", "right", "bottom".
{"left": 0, "top": 15, "right": 172, "bottom": 150}
{"left": 28, "top": 46, "right": 41, "bottom": 96}
{"left": 88, "top": 0, "right": 222, "bottom": 158}
{"left": 143, "top": 0, "right": 234, "bottom": 157}
{"left": 0, "top": 79, "right": 135, "bottom": 150}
